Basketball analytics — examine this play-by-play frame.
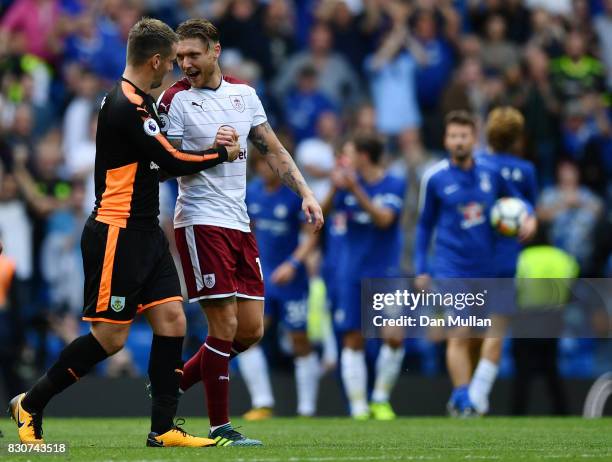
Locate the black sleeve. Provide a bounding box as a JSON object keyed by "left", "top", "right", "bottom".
{"left": 120, "top": 98, "right": 229, "bottom": 176}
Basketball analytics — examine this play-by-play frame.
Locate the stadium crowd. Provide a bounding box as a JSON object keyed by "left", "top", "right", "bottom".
{"left": 1, "top": 0, "right": 612, "bottom": 413}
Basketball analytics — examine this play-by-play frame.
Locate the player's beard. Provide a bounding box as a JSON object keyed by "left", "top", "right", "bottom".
{"left": 451, "top": 146, "right": 470, "bottom": 160}
{"left": 151, "top": 77, "right": 163, "bottom": 89}
{"left": 450, "top": 146, "right": 473, "bottom": 166}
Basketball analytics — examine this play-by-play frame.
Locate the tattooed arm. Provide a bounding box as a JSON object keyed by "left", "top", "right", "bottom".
{"left": 248, "top": 122, "right": 324, "bottom": 232}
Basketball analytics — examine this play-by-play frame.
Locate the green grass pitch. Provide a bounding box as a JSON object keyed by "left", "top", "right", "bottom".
{"left": 1, "top": 417, "right": 610, "bottom": 461}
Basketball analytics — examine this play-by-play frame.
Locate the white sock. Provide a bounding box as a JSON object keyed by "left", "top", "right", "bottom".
{"left": 340, "top": 347, "right": 368, "bottom": 416}
{"left": 468, "top": 358, "right": 499, "bottom": 414}
{"left": 210, "top": 422, "right": 230, "bottom": 433}
{"left": 237, "top": 345, "right": 275, "bottom": 409}
{"left": 372, "top": 344, "right": 405, "bottom": 403}
{"left": 294, "top": 352, "right": 320, "bottom": 416}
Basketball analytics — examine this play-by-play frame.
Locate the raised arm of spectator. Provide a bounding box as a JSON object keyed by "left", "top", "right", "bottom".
{"left": 368, "top": 26, "right": 408, "bottom": 71}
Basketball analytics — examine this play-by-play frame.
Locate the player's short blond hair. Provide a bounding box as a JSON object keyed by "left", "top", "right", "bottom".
{"left": 176, "top": 19, "right": 220, "bottom": 48}
{"left": 486, "top": 107, "right": 525, "bottom": 153}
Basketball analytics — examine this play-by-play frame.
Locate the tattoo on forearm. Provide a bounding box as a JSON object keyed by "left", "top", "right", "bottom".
{"left": 248, "top": 122, "right": 272, "bottom": 155}
{"left": 273, "top": 147, "right": 308, "bottom": 195}
{"left": 250, "top": 122, "right": 308, "bottom": 195}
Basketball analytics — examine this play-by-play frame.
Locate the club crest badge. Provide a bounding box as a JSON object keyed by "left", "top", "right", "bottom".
{"left": 229, "top": 95, "right": 245, "bottom": 112}
{"left": 204, "top": 273, "right": 216, "bottom": 289}
{"left": 110, "top": 296, "right": 126, "bottom": 312}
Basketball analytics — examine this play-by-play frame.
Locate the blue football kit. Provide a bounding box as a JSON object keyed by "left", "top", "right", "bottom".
{"left": 333, "top": 173, "right": 405, "bottom": 332}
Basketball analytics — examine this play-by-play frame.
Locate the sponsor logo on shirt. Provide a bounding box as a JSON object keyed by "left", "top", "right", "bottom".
{"left": 444, "top": 184, "right": 459, "bottom": 195}
{"left": 459, "top": 202, "right": 485, "bottom": 229}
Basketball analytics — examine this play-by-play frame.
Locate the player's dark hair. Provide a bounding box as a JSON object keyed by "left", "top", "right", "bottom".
{"left": 354, "top": 134, "right": 384, "bottom": 164}
{"left": 127, "top": 18, "right": 178, "bottom": 66}
{"left": 176, "top": 18, "right": 220, "bottom": 49}
{"left": 444, "top": 110, "right": 477, "bottom": 132}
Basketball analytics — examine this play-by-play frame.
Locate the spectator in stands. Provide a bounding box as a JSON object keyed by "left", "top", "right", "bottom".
{"left": 551, "top": 30, "right": 605, "bottom": 104}
{"left": 559, "top": 99, "right": 600, "bottom": 161}
{"left": 62, "top": 11, "right": 127, "bottom": 83}
{"left": 63, "top": 108, "right": 96, "bottom": 215}
{"left": 567, "top": 0, "right": 596, "bottom": 44}
{"left": 6, "top": 104, "right": 35, "bottom": 155}
{"left": 365, "top": 19, "right": 420, "bottom": 149}
{"left": 152, "top": 0, "right": 217, "bottom": 29}
{"left": 594, "top": 0, "right": 612, "bottom": 88}
{"left": 411, "top": 9, "right": 455, "bottom": 150}
{"left": 0, "top": 0, "right": 62, "bottom": 63}
{"left": 316, "top": 0, "right": 367, "bottom": 75}
{"left": 61, "top": 68, "right": 99, "bottom": 159}
{"left": 217, "top": 0, "right": 276, "bottom": 80}
{"left": 537, "top": 160, "right": 603, "bottom": 272}
{"left": 519, "top": 46, "right": 561, "bottom": 186}
{"left": 526, "top": 7, "right": 565, "bottom": 57}
{"left": 283, "top": 64, "right": 337, "bottom": 143}
{"left": 440, "top": 58, "right": 485, "bottom": 118}
{"left": 351, "top": 103, "right": 377, "bottom": 137}
{"left": 480, "top": 15, "right": 520, "bottom": 73}
{"left": 41, "top": 180, "right": 86, "bottom": 346}
{"left": 13, "top": 135, "right": 72, "bottom": 348}
{"left": 274, "top": 22, "right": 361, "bottom": 108}
{"left": 468, "top": 0, "right": 531, "bottom": 44}
{"left": 296, "top": 111, "right": 340, "bottom": 202}
{"left": 261, "top": 0, "right": 296, "bottom": 82}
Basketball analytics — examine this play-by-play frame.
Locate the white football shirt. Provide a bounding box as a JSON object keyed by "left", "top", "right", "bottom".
{"left": 158, "top": 77, "right": 267, "bottom": 232}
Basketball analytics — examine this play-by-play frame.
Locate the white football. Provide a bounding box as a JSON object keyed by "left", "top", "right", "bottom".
{"left": 490, "top": 197, "right": 528, "bottom": 237}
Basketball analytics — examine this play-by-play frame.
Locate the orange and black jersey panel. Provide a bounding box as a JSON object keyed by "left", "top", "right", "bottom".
{"left": 92, "top": 77, "right": 229, "bottom": 230}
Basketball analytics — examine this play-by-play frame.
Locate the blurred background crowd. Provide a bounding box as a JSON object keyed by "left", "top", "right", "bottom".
{"left": 1, "top": 0, "right": 612, "bottom": 413}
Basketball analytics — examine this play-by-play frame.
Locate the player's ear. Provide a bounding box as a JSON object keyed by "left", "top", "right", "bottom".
{"left": 213, "top": 42, "right": 221, "bottom": 59}
{"left": 151, "top": 54, "right": 161, "bottom": 70}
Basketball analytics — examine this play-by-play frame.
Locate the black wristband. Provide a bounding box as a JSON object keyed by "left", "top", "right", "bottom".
{"left": 216, "top": 145, "right": 228, "bottom": 162}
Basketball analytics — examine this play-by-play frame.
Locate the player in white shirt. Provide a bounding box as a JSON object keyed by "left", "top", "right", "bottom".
{"left": 157, "top": 19, "right": 323, "bottom": 446}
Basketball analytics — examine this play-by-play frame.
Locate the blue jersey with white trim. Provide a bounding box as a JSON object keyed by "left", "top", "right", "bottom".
{"left": 334, "top": 173, "right": 405, "bottom": 281}
{"left": 478, "top": 152, "right": 538, "bottom": 276}
{"left": 246, "top": 178, "right": 307, "bottom": 299}
{"left": 414, "top": 157, "right": 529, "bottom": 277}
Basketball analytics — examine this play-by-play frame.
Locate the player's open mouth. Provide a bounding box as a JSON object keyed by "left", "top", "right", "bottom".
{"left": 185, "top": 71, "right": 200, "bottom": 80}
